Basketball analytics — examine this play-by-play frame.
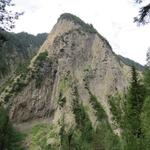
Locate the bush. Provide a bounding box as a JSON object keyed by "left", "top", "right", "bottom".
{"left": 35, "top": 51, "right": 48, "bottom": 63}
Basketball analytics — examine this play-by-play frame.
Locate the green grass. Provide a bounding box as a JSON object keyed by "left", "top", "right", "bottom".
{"left": 59, "top": 78, "right": 70, "bottom": 92}
{"left": 28, "top": 123, "right": 62, "bottom": 150}
{"left": 30, "top": 124, "right": 53, "bottom": 150}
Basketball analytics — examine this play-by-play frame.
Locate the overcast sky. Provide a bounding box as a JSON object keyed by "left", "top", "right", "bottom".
{"left": 12, "top": 0, "right": 150, "bottom": 65}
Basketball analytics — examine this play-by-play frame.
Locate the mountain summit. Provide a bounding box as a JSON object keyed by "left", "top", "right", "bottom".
{"left": 0, "top": 13, "right": 131, "bottom": 149}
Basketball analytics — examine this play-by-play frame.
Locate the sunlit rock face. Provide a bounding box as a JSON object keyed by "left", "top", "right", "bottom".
{"left": 0, "top": 13, "right": 131, "bottom": 141}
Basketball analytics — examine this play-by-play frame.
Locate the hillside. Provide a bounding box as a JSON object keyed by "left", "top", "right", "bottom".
{"left": 117, "top": 55, "right": 144, "bottom": 71}
{"left": 0, "top": 31, "right": 48, "bottom": 89}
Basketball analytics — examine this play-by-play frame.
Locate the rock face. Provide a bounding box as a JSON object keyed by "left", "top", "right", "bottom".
{"left": 0, "top": 13, "right": 131, "bottom": 149}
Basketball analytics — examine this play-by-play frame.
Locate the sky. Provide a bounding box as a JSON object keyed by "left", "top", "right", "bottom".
{"left": 12, "top": 0, "right": 150, "bottom": 65}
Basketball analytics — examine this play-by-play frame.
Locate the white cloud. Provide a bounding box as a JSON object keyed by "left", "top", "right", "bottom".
{"left": 12, "top": 0, "right": 150, "bottom": 65}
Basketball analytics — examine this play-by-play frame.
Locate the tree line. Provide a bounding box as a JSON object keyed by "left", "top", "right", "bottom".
{"left": 109, "top": 50, "right": 150, "bottom": 150}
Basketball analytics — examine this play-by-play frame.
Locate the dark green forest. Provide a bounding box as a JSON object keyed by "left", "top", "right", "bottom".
{"left": 0, "top": 31, "right": 48, "bottom": 78}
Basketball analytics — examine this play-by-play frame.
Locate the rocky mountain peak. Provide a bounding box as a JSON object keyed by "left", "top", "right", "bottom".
{"left": 58, "top": 13, "right": 97, "bottom": 33}
{"left": 0, "top": 13, "right": 132, "bottom": 149}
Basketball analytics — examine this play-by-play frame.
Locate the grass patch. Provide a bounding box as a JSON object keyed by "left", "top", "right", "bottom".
{"left": 59, "top": 78, "right": 70, "bottom": 92}
{"left": 30, "top": 124, "right": 54, "bottom": 150}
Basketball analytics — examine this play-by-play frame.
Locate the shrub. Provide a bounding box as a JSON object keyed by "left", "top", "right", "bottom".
{"left": 35, "top": 51, "right": 48, "bottom": 63}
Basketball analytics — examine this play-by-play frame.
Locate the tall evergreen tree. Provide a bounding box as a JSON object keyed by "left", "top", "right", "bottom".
{"left": 128, "top": 66, "right": 144, "bottom": 135}
{"left": 123, "top": 66, "right": 145, "bottom": 149}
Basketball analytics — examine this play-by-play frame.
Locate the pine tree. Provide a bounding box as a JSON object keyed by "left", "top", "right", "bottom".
{"left": 123, "top": 66, "right": 145, "bottom": 149}
{"left": 130, "top": 67, "right": 145, "bottom": 136}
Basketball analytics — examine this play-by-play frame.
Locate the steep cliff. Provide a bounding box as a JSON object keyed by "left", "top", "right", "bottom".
{"left": 0, "top": 13, "right": 132, "bottom": 149}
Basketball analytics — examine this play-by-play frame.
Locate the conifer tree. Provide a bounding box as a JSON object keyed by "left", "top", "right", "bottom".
{"left": 123, "top": 66, "right": 145, "bottom": 149}
{"left": 128, "top": 67, "right": 145, "bottom": 136}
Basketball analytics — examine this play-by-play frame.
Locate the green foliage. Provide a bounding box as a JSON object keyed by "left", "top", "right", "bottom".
{"left": 2, "top": 51, "right": 50, "bottom": 102}
{"left": 30, "top": 124, "right": 52, "bottom": 150}
{"left": 0, "top": 105, "right": 12, "bottom": 150}
{"left": 125, "top": 66, "right": 145, "bottom": 138}
{"left": 0, "top": 105, "right": 25, "bottom": 150}
{"left": 141, "top": 96, "right": 150, "bottom": 149}
{"left": 12, "top": 78, "right": 26, "bottom": 93}
{"left": 3, "top": 73, "right": 29, "bottom": 102}
{"left": 117, "top": 55, "right": 144, "bottom": 71}
{"left": 71, "top": 87, "right": 121, "bottom": 150}
{"left": 89, "top": 92, "right": 106, "bottom": 120}
{"left": 108, "top": 95, "right": 123, "bottom": 126}
{"left": 108, "top": 66, "right": 150, "bottom": 150}
{"left": 8, "top": 130, "right": 26, "bottom": 150}
{"left": 109, "top": 66, "right": 146, "bottom": 150}
{"left": 29, "top": 124, "right": 61, "bottom": 149}
{"left": 0, "top": 56, "right": 9, "bottom": 76}
{"left": 140, "top": 67, "right": 150, "bottom": 149}
{"left": 58, "top": 92, "right": 66, "bottom": 107}
{"left": 72, "top": 87, "right": 93, "bottom": 143}
{"left": 34, "top": 72, "right": 43, "bottom": 88}
{"left": 35, "top": 51, "right": 48, "bottom": 63}
{"left": 0, "top": 31, "right": 48, "bottom": 78}
{"left": 88, "top": 92, "right": 121, "bottom": 150}
{"left": 0, "top": 77, "right": 13, "bottom": 94}
{"left": 34, "top": 51, "right": 49, "bottom": 88}
{"left": 59, "top": 77, "right": 70, "bottom": 92}
{"left": 123, "top": 67, "right": 144, "bottom": 150}
{"left": 143, "top": 67, "right": 150, "bottom": 95}
{"left": 15, "top": 62, "right": 29, "bottom": 75}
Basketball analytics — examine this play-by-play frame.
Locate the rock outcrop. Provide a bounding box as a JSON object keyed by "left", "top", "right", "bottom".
{"left": 0, "top": 13, "right": 132, "bottom": 149}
